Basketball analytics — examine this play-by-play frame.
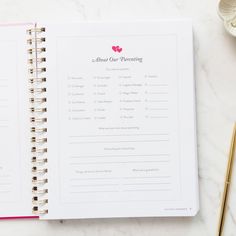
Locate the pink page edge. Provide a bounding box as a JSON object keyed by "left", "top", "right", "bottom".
{"left": 0, "top": 216, "right": 38, "bottom": 220}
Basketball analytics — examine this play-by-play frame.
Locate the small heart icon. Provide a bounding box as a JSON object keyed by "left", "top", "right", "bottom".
{"left": 112, "top": 46, "right": 117, "bottom": 52}
{"left": 117, "top": 47, "right": 122, "bottom": 53}
{"left": 112, "top": 46, "right": 122, "bottom": 53}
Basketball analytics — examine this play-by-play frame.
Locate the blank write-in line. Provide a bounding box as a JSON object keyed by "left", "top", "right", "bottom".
{"left": 0, "top": 85, "right": 8, "bottom": 88}
{"left": 0, "top": 175, "right": 10, "bottom": 178}
{"left": 148, "top": 116, "right": 169, "bottom": 119}
{"left": 69, "top": 140, "right": 169, "bottom": 144}
{"left": 146, "top": 116, "right": 168, "bottom": 119}
{"left": 124, "top": 176, "right": 170, "bottom": 179}
{"left": 70, "top": 189, "right": 171, "bottom": 194}
{"left": 70, "top": 183, "right": 171, "bottom": 187}
{"left": 123, "top": 189, "right": 171, "bottom": 192}
{"left": 69, "top": 176, "right": 171, "bottom": 181}
{"left": 70, "top": 184, "right": 119, "bottom": 187}
{"left": 147, "top": 92, "right": 169, "bottom": 95}
{"left": 146, "top": 100, "right": 168, "bottom": 103}
{"left": 70, "top": 190, "right": 119, "bottom": 194}
{"left": 70, "top": 177, "right": 120, "bottom": 181}
{"left": 60, "top": 199, "right": 174, "bottom": 204}
{"left": 146, "top": 108, "right": 169, "bottom": 111}
{"left": 69, "top": 133, "right": 169, "bottom": 138}
{"left": 70, "top": 160, "right": 170, "bottom": 165}
{"left": 69, "top": 154, "right": 170, "bottom": 159}
{"left": 146, "top": 84, "right": 168, "bottom": 87}
{"left": 0, "top": 190, "right": 10, "bottom": 193}
{"left": 70, "top": 189, "right": 172, "bottom": 194}
{"left": 124, "top": 183, "right": 171, "bottom": 186}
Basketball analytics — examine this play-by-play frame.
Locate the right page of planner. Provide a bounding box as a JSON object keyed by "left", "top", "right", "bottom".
{"left": 45, "top": 20, "right": 199, "bottom": 219}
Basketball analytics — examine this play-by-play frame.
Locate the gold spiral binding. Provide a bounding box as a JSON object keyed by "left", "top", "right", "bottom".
{"left": 32, "top": 176, "right": 48, "bottom": 184}
{"left": 32, "top": 186, "right": 48, "bottom": 194}
{"left": 29, "top": 68, "right": 46, "bottom": 74}
{"left": 29, "top": 78, "right": 46, "bottom": 84}
{"left": 30, "top": 107, "right": 47, "bottom": 113}
{"left": 32, "top": 157, "right": 48, "bottom": 164}
{"left": 27, "top": 27, "right": 46, "bottom": 34}
{"left": 28, "top": 47, "right": 46, "bottom": 54}
{"left": 27, "top": 24, "right": 48, "bottom": 216}
{"left": 30, "top": 117, "right": 47, "bottom": 123}
{"left": 31, "top": 137, "right": 47, "bottom": 143}
{"left": 30, "top": 98, "right": 47, "bottom": 103}
{"left": 31, "top": 147, "right": 48, "bottom": 154}
{"left": 32, "top": 207, "right": 48, "bottom": 215}
{"left": 28, "top": 58, "right": 46, "bottom": 64}
{"left": 32, "top": 196, "right": 48, "bottom": 205}
{"left": 31, "top": 127, "right": 47, "bottom": 133}
{"left": 30, "top": 87, "right": 47, "bottom": 93}
{"left": 27, "top": 37, "right": 46, "bottom": 45}
{"left": 32, "top": 166, "right": 48, "bottom": 175}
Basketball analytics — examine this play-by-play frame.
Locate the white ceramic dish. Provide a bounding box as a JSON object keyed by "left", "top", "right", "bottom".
{"left": 218, "top": 0, "right": 236, "bottom": 36}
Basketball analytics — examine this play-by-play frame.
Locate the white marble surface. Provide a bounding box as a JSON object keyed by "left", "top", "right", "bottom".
{"left": 1, "top": 0, "right": 236, "bottom": 235}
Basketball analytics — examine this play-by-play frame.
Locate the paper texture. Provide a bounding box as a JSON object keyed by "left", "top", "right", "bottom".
{"left": 44, "top": 20, "right": 198, "bottom": 219}
{"left": 0, "top": 24, "right": 33, "bottom": 218}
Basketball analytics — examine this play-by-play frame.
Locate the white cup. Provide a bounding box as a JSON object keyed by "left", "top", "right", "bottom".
{"left": 218, "top": 0, "right": 236, "bottom": 36}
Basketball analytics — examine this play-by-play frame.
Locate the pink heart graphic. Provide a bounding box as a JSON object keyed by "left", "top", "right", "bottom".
{"left": 117, "top": 47, "right": 122, "bottom": 53}
{"left": 112, "top": 46, "right": 117, "bottom": 52}
{"left": 112, "top": 46, "right": 122, "bottom": 53}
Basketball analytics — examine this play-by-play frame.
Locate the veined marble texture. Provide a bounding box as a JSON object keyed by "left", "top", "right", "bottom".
{"left": 0, "top": 0, "right": 236, "bottom": 235}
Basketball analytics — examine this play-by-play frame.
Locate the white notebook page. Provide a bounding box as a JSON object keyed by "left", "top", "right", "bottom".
{"left": 0, "top": 24, "right": 33, "bottom": 217}
{"left": 45, "top": 20, "right": 198, "bottom": 219}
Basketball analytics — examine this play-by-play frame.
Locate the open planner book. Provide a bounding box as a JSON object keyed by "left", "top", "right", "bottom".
{"left": 0, "top": 20, "right": 198, "bottom": 220}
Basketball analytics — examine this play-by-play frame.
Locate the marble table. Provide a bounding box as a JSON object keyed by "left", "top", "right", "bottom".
{"left": 1, "top": 0, "right": 236, "bottom": 235}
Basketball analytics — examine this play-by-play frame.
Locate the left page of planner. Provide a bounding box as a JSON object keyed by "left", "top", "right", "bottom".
{"left": 0, "top": 24, "right": 36, "bottom": 219}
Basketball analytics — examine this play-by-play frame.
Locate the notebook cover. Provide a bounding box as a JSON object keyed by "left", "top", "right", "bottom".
{"left": 0, "top": 216, "right": 38, "bottom": 220}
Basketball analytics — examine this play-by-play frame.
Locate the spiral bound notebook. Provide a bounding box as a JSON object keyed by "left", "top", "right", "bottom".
{"left": 0, "top": 20, "right": 198, "bottom": 220}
